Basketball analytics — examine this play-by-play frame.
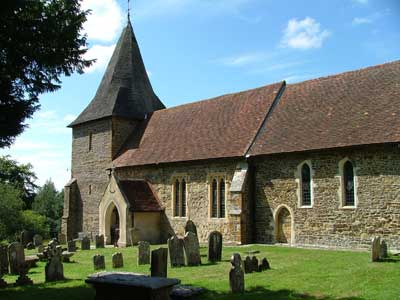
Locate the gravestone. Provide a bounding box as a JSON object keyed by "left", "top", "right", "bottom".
{"left": 138, "top": 241, "right": 150, "bottom": 265}
{"left": 95, "top": 235, "right": 105, "bottom": 249}
{"left": 81, "top": 236, "right": 91, "bottom": 250}
{"left": 371, "top": 236, "right": 381, "bottom": 262}
{"left": 8, "top": 242, "right": 25, "bottom": 275}
{"left": 243, "top": 256, "right": 252, "bottom": 274}
{"left": 183, "top": 232, "right": 201, "bottom": 266}
{"left": 37, "top": 245, "right": 44, "bottom": 254}
{"left": 380, "top": 239, "right": 388, "bottom": 259}
{"left": 259, "top": 258, "right": 270, "bottom": 272}
{"left": 67, "top": 240, "right": 76, "bottom": 252}
{"left": 0, "top": 245, "right": 9, "bottom": 275}
{"left": 58, "top": 233, "right": 66, "bottom": 245}
{"left": 168, "top": 235, "right": 185, "bottom": 267}
{"left": 151, "top": 248, "right": 168, "bottom": 278}
{"left": 184, "top": 220, "right": 197, "bottom": 236}
{"left": 26, "top": 242, "right": 35, "bottom": 250}
{"left": 93, "top": 255, "right": 105, "bottom": 270}
{"left": 15, "top": 262, "right": 33, "bottom": 286}
{"left": 20, "top": 230, "right": 32, "bottom": 247}
{"left": 45, "top": 240, "right": 64, "bottom": 282}
{"left": 129, "top": 228, "right": 141, "bottom": 246}
{"left": 251, "top": 256, "right": 259, "bottom": 272}
{"left": 112, "top": 252, "right": 123, "bottom": 268}
{"left": 208, "top": 231, "right": 222, "bottom": 262}
{"left": 229, "top": 253, "right": 244, "bottom": 293}
{"left": 33, "top": 234, "right": 43, "bottom": 247}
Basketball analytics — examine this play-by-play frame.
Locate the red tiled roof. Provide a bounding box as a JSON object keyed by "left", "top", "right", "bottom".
{"left": 113, "top": 82, "right": 284, "bottom": 167}
{"left": 119, "top": 180, "right": 163, "bottom": 212}
{"left": 249, "top": 61, "right": 400, "bottom": 156}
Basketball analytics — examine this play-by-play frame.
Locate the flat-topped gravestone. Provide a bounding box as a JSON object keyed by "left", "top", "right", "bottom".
{"left": 45, "top": 240, "right": 64, "bottom": 282}
{"left": 168, "top": 235, "right": 185, "bottom": 267}
{"left": 183, "top": 232, "right": 201, "bottom": 266}
{"left": 244, "top": 256, "right": 252, "bottom": 274}
{"left": 229, "top": 253, "right": 244, "bottom": 294}
{"left": 82, "top": 236, "right": 91, "bottom": 250}
{"left": 371, "top": 236, "right": 381, "bottom": 262}
{"left": 184, "top": 220, "right": 197, "bottom": 236}
{"left": 138, "top": 241, "right": 150, "bottom": 265}
{"left": 208, "top": 231, "right": 222, "bottom": 262}
{"left": 0, "top": 245, "right": 9, "bottom": 275}
{"left": 33, "top": 234, "right": 43, "bottom": 247}
{"left": 95, "top": 235, "right": 105, "bottom": 249}
{"left": 151, "top": 248, "right": 168, "bottom": 278}
{"left": 259, "top": 258, "right": 270, "bottom": 272}
{"left": 112, "top": 252, "right": 123, "bottom": 268}
{"left": 8, "top": 242, "right": 25, "bottom": 275}
{"left": 86, "top": 272, "right": 180, "bottom": 300}
{"left": 93, "top": 255, "right": 105, "bottom": 270}
{"left": 380, "top": 239, "right": 388, "bottom": 259}
{"left": 68, "top": 240, "right": 76, "bottom": 252}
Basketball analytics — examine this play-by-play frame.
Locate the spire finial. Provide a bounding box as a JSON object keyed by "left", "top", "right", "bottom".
{"left": 127, "top": 0, "right": 131, "bottom": 22}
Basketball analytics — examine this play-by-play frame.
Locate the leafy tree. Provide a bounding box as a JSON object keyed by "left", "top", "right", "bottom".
{"left": 20, "top": 210, "right": 50, "bottom": 239}
{"left": 0, "top": 0, "right": 93, "bottom": 147}
{"left": 32, "top": 179, "right": 64, "bottom": 234}
{"left": 0, "top": 155, "right": 37, "bottom": 208}
{"left": 0, "top": 183, "right": 24, "bottom": 241}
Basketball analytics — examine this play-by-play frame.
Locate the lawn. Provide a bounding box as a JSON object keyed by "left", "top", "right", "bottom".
{"left": 1, "top": 244, "right": 399, "bottom": 300}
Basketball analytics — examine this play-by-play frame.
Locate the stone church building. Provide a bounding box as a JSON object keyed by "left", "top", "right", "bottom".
{"left": 62, "top": 20, "right": 400, "bottom": 249}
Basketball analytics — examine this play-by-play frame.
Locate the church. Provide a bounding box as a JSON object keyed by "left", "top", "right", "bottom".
{"left": 61, "top": 20, "right": 400, "bottom": 249}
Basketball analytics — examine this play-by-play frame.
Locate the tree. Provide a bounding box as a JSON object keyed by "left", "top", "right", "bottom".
{"left": 0, "top": 155, "right": 37, "bottom": 208}
{"left": 0, "top": 183, "right": 24, "bottom": 241}
{"left": 0, "top": 0, "right": 93, "bottom": 147}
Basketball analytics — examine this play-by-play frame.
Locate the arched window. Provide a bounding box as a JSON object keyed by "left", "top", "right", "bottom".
{"left": 343, "top": 161, "right": 355, "bottom": 206}
{"left": 219, "top": 178, "right": 225, "bottom": 218}
{"left": 174, "top": 179, "right": 180, "bottom": 216}
{"left": 301, "top": 164, "right": 311, "bottom": 206}
{"left": 181, "top": 179, "right": 186, "bottom": 217}
{"left": 211, "top": 179, "right": 218, "bottom": 218}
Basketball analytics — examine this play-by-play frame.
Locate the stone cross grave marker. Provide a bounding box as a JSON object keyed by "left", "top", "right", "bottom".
{"left": 229, "top": 253, "right": 244, "bottom": 294}
{"left": 208, "top": 231, "right": 222, "bottom": 262}
{"left": 95, "top": 235, "right": 105, "bottom": 249}
{"left": 93, "top": 255, "right": 106, "bottom": 270}
{"left": 184, "top": 220, "right": 197, "bottom": 236}
{"left": 45, "top": 240, "right": 64, "bottom": 282}
{"left": 183, "top": 232, "right": 201, "bottom": 266}
{"left": 8, "top": 242, "right": 25, "bottom": 275}
{"left": 151, "top": 248, "right": 168, "bottom": 278}
{"left": 112, "top": 252, "right": 124, "bottom": 268}
{"left": 138, "top": 241, "right": 150, "bottom": 265}
{"left": 168, "top": 235, "right": 185, "bottom": 267}
{"left": 81, "top": 236, "right": 91, "bottom": 250}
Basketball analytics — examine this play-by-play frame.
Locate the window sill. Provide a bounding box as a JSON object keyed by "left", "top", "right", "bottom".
{"left": 172, "top": 216, "right": 187, "bottom": 220}
{"left": 208, "top": 217, "right": 228, "bottom": 222}
{"left": 340, "top": 206, "right": 357, "bottom": 210}
{"left": 299, "top": 205, "right": 313, "bottom": 209}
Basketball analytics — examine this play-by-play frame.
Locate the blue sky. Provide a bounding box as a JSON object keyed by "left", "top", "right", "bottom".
{"left": 1, "top": 0, "right": 399, "bottom": 190}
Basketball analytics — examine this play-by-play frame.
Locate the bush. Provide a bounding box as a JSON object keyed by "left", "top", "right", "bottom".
{"left": 20, "top": 210, "right": 49, "bottom": 239}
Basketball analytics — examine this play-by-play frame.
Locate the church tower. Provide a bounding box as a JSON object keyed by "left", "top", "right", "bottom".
{"left": 61, "top": 20, "right": 165, "bottom": 240}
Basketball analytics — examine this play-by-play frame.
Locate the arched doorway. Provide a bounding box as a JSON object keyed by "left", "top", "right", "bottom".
{"left": 110, "top": 207, "right": 120, "bottom": 246}
{"left": 274, "top": 205, "right": 293, "bottom": 244}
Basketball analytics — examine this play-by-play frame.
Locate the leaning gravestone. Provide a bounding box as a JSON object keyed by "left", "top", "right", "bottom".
{"left": 168, "top": 235, "right": 185, "bottom": 267}
{"left": 33, "top": 234, "right": 43, "bottom": 247}
{"left": 151, "top": 248, "right": 168, "bottom": 278}
{"left": 244, "top": 256, "right": 252, "bottom": 274}
{"left": 81, "top": 236, "right": 91, "bottom": 250}
{"left": 184, "top": 220, "right": 198, "bottom": 236}
{"left": 8, "top": 242, "right": 25, "bottom": 275}
{"left": 15, "top": 262, "right": 33, "bottom": 286}
{"left": 259, "top": 257, "right": 270, "bottom": 272}
{"left": 380, "top": 239, "right": 388, "bottom": 259}
{"left": 0, "top": 245, "right": 9, "bottom": 275}
{"left": 45, "top": 240, "right": 64, "bottom": 282}
{"left": 371, "top": 236, "right": 381, "bottom": 262}
{"left": 183, "top": 232, "right": 201, "bottom": 266}
{"left": 93, "top": 255, "right": 105, "bottom": 270}
{"left": 67, "top": 240, "right": 76, "bottom": 252}
{"left": 112, "top": 252, "right": 123, "bottom": 268}
{"left": 95, "top": 235, "right": 105, "bottom": 249}
{"left": 229, "top": 253, "right": 244, "bottom": 293}
{"left": 208, "top": 231, "right": 222, "bottom": 262}
{"left": 138, "top": 241, "right": 150, "bottom": 265}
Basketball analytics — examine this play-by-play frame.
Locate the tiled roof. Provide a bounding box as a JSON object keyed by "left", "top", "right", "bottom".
{"left": 119, "top": 180, "right": 163, "bottom": 212}
{"left": 113, "top": 82, "right": 285, "bottom": 167}
{"left": 249, "top": 60, "right": 400, "bottom": 156}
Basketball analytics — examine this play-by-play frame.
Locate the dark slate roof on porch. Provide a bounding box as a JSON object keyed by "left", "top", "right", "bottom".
{"left": 119, "top": 180, "right": 163, "bottom": 212}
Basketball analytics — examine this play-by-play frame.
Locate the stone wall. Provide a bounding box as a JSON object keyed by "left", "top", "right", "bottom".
{"left": 252, "top": 144, "right": 400, "bottom": 250}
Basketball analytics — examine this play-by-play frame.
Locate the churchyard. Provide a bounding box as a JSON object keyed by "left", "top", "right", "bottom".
{"left": 1, "top": 242, "right": 400, "bottom": 300}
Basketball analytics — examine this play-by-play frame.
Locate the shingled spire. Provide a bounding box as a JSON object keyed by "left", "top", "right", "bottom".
{"left": 69, "top": 20, "right": 165, "bottom": 127}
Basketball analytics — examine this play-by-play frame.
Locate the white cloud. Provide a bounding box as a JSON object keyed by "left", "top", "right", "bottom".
{"left": 81, "top": 0, "right": 124, "bottom": 42}
{"left": 352, "top": 17, "right": 373, "bottom": 25}
{"left": 352, "top": 10, "right": 390, "bottom": 26}
{"left": 281, "top": 17, "right": 331, "bottom": 50}
{"left": 84, "top": 44, "right": 116, "bottom": 73}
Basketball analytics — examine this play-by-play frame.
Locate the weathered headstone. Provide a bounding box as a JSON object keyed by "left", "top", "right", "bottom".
{"left": 184, "top": 220, "right": 197, "bottom": 236}
{"left": 112, "top": 252, "right": 123, "bottom": 268}
{"left": 251, "top": 256, "right": 259, "bottom": 272}
{"left": 129, "top": 228, "right": 141, "bottom": 246}
{"left": 20, "top": 230, "right": 32, "bottom": 247}
{"left": 371, "top": 236, "right": 381, "bottom": 262}
{"left": 15, "top": 262, "right": 33, "bottom": 286}
{"left": 229, "top": 253, "right": 244, "bottom": 293}
{"left": 208, "top": 231, "right": 222, "bottom": 262}
{"left": 0, "top": 245, "right": 9, "bottom": 275}
{"left": 37, "top": 245, "right": 44, "bottom": 254}
{"left": 95, "top": 235, "right": 105, "bottom": 249}
{"left": 183, "top": 232, "right": 201, "bottom": 266}
{"left": 138, "top": 241, "right": 150, "bottom": 265}
{"left": 258, "top": 258, "right": 270, "bottom": 272}
{"left": 67, "top": 240, "right": 76, "bottom": 252}
{"left": 8, "top": 242, "right": 25, "bottom": 275}
{"left": 243, "top": 256, "right": 252, "bottom": 274}
{"left": 93, "top": 255, "right": 105, "bottom": 270}
{"left": 58, "top": 233, "right": 66, "bottom": 245}
{"left": 45, "top": 240, "right": 64, "bottom": 282}
{"left": 33, "top": 234, "right": 43, "bottom": 247}
{"left": 380, "top": 239, "right": 388, "bottom": 259}
{"left": 81, "top": 236, "right": 91, "bottom": 250}
{"left": 168, "top": 235, "right": 185, "bottom": 267}
{"left": 151, "top": 248, "right": 168, "bottom": 278}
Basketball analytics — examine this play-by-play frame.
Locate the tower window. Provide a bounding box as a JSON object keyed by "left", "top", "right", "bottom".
{"left": 88, "top": 132, "right": 93, "bottom": 151}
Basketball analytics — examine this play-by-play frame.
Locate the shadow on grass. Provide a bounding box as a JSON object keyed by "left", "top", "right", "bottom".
{"left": 202, "top": 286, "right": 365, "bottom": 300}
{"left": 376, "top": 255, "right": 400, "bottom": 263}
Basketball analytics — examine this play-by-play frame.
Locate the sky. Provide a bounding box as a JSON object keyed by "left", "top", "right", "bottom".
{"left": 1, "top": 0, "right": 399, "bottom": 190}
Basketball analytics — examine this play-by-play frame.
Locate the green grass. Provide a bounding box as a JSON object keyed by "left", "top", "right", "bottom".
{"left": 1, "top": 245, "right": 400, "bottom": 300}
